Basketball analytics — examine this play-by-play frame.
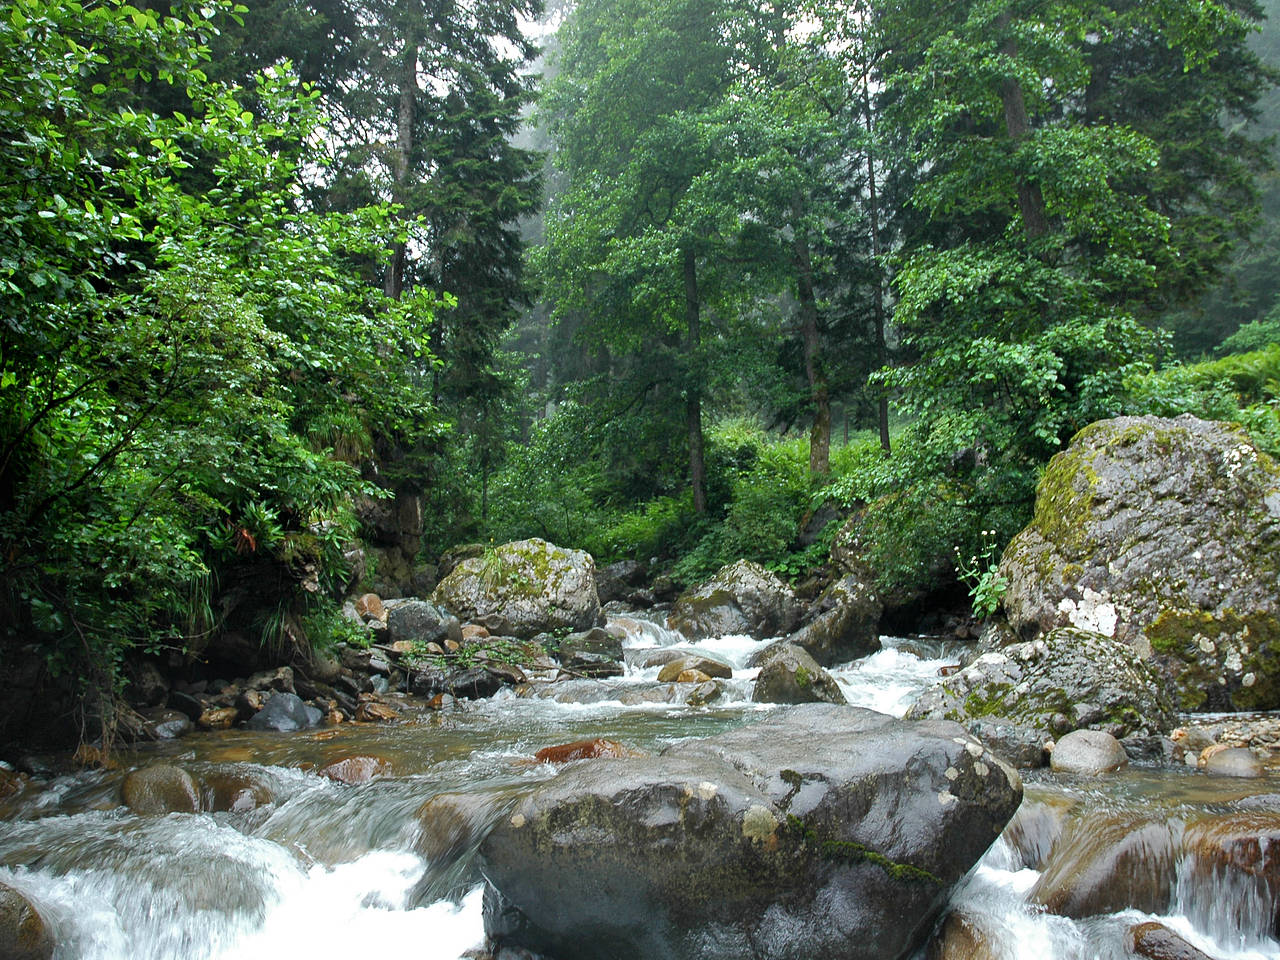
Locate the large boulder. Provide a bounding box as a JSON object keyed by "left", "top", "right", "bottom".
{"left": 787, "top": 574, "right": 882, "bottom": 666}
{"left": 752, "top": 643, "right": 847, "bottom": 705}
{"left": 905, "top": 627, "right": 1175, "bottom": 763}
{"left": 0, "top": 882, "right": 53, "bottom": 960}
{"left": 668, "top": 560, "right": 801, "bottom": 640}
{"left": 1000, "top": 415, "right": 1280, "bottom": 711}
{"left": 479, "top": 705, "right": 1022, "bottom": 960}
{"left": 385, "top": 599, "right": 463, "bottom": 648}
{"left": 431, "top": 539, "right": 602, "bottom": 640}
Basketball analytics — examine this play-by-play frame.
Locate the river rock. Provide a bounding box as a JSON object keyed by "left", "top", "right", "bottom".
{"left": 1127, "top": 922, "right": 1218, "bottom": 960}
{"left": 557, "top": 627, "right": 623, "bottom": 662}
{"left": 386, "top": 599, "right": 463, "bottom": 648}
{"left": 1050, "top": 729, "right": 1128, "bottom": 775}
{"left": 925, "top": 912, "right": 1001, "bottom": 960}
{"left": 202, "top": 770, "right": 274, "bottom": 812}
{"left": 139, "top": 708, "right": 192, "bottom": 741}
{"left": 319, "top": 755, "right": 392, "bottom": 784}
{"left": 534, "top": 739, "right": 645, "bottom": 764}
{"left": 668, "top": 560, "right": 801, "bottom": 640}
{"left": 595, "top": 559, "right": 647, "bottom": 604}
{"left": 122, "top": 764, "right": 201, "bottom": 815}
{"left": 479, "top": 705, "right": 1022, "bottom": 960}
{"left": 906, "top": 627, "right": 1174, "bottom": 757}
{"left": 752, "top": 643, "right": 846, "bottom": 705}
{"left": 0, "top": 881, "right": 53, "bottom": 960}
{"left": 246, "top": 666, "right": 295, "bottom": 694}
{"left": 787, "top": 574, "right": 882, "bottom": 666}
{"left": 1000, "top": 415, "right": 1280, "bottom": 711}
{"left": 432, "top": 539, "right": 602, "bottom": 639}
{"left": 1030, "top": 814, "right": 1177, "bottom": 917}
{"left": 656, "top": 655, "right": 732, "bottom": 682}
{"left": 1200, "top": 746, "right": 1263, "bottom": 778}
{"left": 244, "top": 692, "right": 323, "bottom": 732}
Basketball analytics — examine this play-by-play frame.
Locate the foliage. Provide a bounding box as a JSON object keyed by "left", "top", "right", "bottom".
{"left": 953, "top": 531, "right": 1010, "bottom": 620}
{"left": 0, "top": 0, "right": 442, "bottom": 738}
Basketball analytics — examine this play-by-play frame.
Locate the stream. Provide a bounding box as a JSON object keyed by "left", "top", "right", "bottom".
{"left": 1, "top": 619, "right": 1277, "bottom": 959}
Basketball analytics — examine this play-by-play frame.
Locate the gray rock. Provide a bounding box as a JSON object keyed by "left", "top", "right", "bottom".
{"left": 558, "top": 627, "right": 623, "bottom": 662}
{"left": 244, "top": 692, "right": 323, "bottom": 732}
{"left": 906, "top": 626, "right": 1175, "bottom": 762}
{"left": 656, "top": 655, "right": 733, "bottom": 682}
{"left": 1050, "top": 729, "right": 1128, "bottom": 775}
{"left": 1000, "top": 415, "right": 1280, "bottom": 711}
{"left": 752, "top": 644, "right": 846, "bottom": 705}
{"left": 787, "top": 574, "right": 882, "bottom": 666}
{"left": 669, "top": 560, "right": 801, "bottom": 640}
{"left": 432, "top": 539, "right": 602, "bottom": 640}
{"left": 478, "top": 705, "right": 1022, "bottom": 960}
{"left": 245, "top": 666, "right": 295, "bottom": 694}
{"left": 0, "top": 881, "right": 53, "bottom": 960}
{"left": 596, "top": 560, "right": 646, "bottom": 604}
{"left": 385, "top": 599, "right": 463, "bottom": 648}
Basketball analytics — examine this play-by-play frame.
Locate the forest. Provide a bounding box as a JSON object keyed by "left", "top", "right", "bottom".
{"left": 3, "top": 0, "right": 1280, "bottom": 736}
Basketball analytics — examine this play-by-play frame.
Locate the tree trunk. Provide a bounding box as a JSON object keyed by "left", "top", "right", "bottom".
{"left": 997, "top": 10, "right": 1048, "bottom": 239}
{"left": 384, "top": 14, "right": 419, "bottom": 300}
{"left": 683, "top": 247, "right": 707, "bottom": 514}
{"left": 861, "top": 69, "right": 891, "bottom": 455}
{"left": 791, "top": 221, "right": 830, "bottom": 475}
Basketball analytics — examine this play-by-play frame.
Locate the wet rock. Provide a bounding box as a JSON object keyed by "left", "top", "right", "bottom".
{"left": 410, "top": 664, "right": 506, "bottom": 700}
{"left": 906, "top": 627, "right": 1174, "bottom": 752}
{"left": 308, "top": 649, "right": 343, "bottom": 683}
{"left": 353, "top": 701, "right": 400, "bottom": 723}
{"left": 1030, "top": 813, "right": 1177, "bottom": 917}
{"left": 244, "top": 692, "right": 324, "bottom": 732}
{"left": 1000, "top": 793, "right": 1076, "bottom": 870}
{"left": 235, "top": 689, "right": 265, "bottom": 721}
{"left": 1183, "top": 810, "right": 1280, "bottom": 928}
{"left": 139, "top": 708, "right": 192, "bottom": 741}
{"left": 386, "top": 599, "right": 463, "bottom": 648}
{"left": 432, "top": 539, "right": 602, "bottom": 640}
{"left": 669, "top": 560, "right": 801, "bottom": 640}
{"left": 685, "top": 679, "right": 724, "bottom": 706}
{"left": 533, "top": 740, "right": 642, "bottom": 764}
{"left": 557, "top": 627, "right": 623, "bottom": 663}
{"left": 0, "top": 881, "right": 53, "bottom": 960}
{"left": 787, "top": 574, "right": 882, "bottom": 667}
{"left": 1050, "top": 729, "right": 1128, "bottom": 775}
{"left": 1127, "top": 921, "right": 1218, "bottom": 960}
{"left": 0, "top": 767, "right": 27, "bottom": 801}
{"left": 559, "top": 651, "right": 624, "bottom": 679}
{"left": 201, "top": 771, "right": 273, "bottom": 812}
{"left": 1000, "top": 415, "right": 1280, "bottom": 711}
{"left": 752, "top": 643, "right": 846, "bottom": 705}
{"left": 479, "top": 705, "right": 1022, "bottom": 960}
{"left": 961, "top": 719, "right": 1050, "bottom": 769}
{"left": 462, "top": 623, "right": 491, "bottom": 641}
{"left": 245, "top": 666, "right": 295, "bottom": 694}
{"left": 427, "top": 693, "right": 456, "bottom": 710}
{"left": 168, "top": 689, "right": 205, "bottom": 722}
{"left": 656, "top": 655, "right": 732, "bottom": 682}
{"left": 595, "top": 560, "right": 646, "bottom": 605}
{"left": 122, "top": 764, "right": 200, "bottom": 814}
{"left": 1199, "top": 746, "right": 1263, "bottom": 779}
{"left": 925, "top": 912, "right": 1001, "bottom": 960}
{"left": 318, "top": 755, "right": 393, "bottom": 784}
{"left": 197, "top": 706, "right": 239, "bottom": 730}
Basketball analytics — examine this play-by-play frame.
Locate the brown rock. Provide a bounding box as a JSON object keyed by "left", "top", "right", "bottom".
{"left": 0, "top": 881, "right": 53, "bottom": 960}
{"left": 197, "top": 706, "right": 239, "bottom": 730}
{"left": 318, "top": 755, "right": 393, "bottom": 784}
{"left": 1200, "top": 746, "right": 1263, "bottom": 779}
{"left": 235, "top": 689, "right": 265, "bottom": 721}
{"left": 1127, "top": 921, "right": 1218, "bottom": 960}
{"left": 656, "top": 655, "right": 732, "bottom": 682}
{"left": 534, "top": 739, "right": 644, "bottom": 764}
{"left": 1030, "top": 814, "right": 1177, "bottom": 917}
{"left": 354, "top": 701, "right": 399, "bottom": 723}
{"left": 417, "top": 791, "right": 508, "bottom": 863}
{"left": 355, "top": 593, "right": 386, "bottom": 621}
{"left": 462, "top": 623, "right": 491, "bottom": 640}
{"left": 926, "top": 912, "right": 1000, "bottom": 960}
{"left": 675, "top": 669, "right": 712, "bottom": 683}
{"left": 202, "top": 772, "right": 273, "bottom": 813}
{"left": 122, "top": 765, "right": 200, "bottom": 815}
{"left": 0, "top": 769, "right": 27, "bottom": 800}
{"left": 427, "top": 693, "right": 456, "bottom": 710}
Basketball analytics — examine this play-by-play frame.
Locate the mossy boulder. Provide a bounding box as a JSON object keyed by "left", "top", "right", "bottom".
{"left": 479, "top": 705, "right": 1022, "bottom": 960}
{"left": 787, "top": 573, "right": 882, "bottom": 666}
{"left": 752, "top": 643, "right": 847, "bottom": 705}
{"left": 669, "top": 560, "right": 801, "bottom": 640}
{"left": 1000, "top": 415, "right": 1280, "bottom": 712}
{"left": 431, "top": 538, "right": 602, "bottom": 640}
{"left": 906, "top": 627, "right": 1175, "bottom": 765}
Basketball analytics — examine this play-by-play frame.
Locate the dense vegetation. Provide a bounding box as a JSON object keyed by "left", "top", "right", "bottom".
{"left": 2, "top": 0, "right": 1279, "bottom": 739}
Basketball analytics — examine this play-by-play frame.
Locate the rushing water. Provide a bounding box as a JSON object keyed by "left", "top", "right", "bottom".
{"left": 1, "top": 624, "right": 1277, "bottom": 959}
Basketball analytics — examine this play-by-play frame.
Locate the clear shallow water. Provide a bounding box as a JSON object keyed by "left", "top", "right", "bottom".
{"left": 2, "top": 620, "right": 1278, "bottom": 959}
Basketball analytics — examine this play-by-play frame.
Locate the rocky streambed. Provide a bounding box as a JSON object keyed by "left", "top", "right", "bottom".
{"left": 0, "top": 619, "right": 1278, "bottom": 960}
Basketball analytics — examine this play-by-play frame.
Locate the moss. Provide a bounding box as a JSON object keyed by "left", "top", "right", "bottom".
{"left": 794, "top": 666, "right": 812, "bottom": 689}
{"left": 785, "top": 815, "right": 941, "bottom": 885}
{"left": 1029, "top": 444, "right": 1100, "bottom": 568}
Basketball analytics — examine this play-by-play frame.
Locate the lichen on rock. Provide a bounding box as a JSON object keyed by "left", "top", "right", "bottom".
{"left": 999, "top": 415, "right": 1280, "bottom": 712}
